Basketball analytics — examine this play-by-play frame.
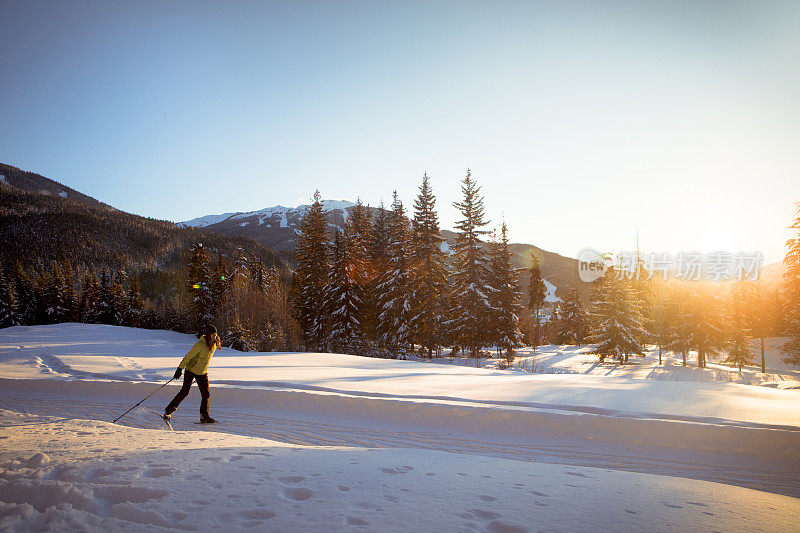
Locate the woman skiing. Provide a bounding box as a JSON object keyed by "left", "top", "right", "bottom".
{"left": 163, "top": 324, "right": 221, "bottom": 423}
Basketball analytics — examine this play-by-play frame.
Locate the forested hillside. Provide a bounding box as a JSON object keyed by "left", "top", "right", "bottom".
{"left": 0, "top": 168, "right": 301, "bottom": 350}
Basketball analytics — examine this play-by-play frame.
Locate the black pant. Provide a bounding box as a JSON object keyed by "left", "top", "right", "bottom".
{"left": 165, "top": 371, "right": 210, "bottom": 417}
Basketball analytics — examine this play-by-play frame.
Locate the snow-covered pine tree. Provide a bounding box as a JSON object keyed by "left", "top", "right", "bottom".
{"left": 375, "top": 192, "right": 413, "bottom": 352}
{"left": 42, "top": 263, "right": 68, "bottom": 324}
{"left": 232, "top": 247, "right": 251, "bottom": 283}
{"left": 347, "top": 198, "right": 372, "bottom": 287}
{"left": 589, "top": 268, "right": 648, "bottom": 363}
{"left": 487, "top": 222, "right": 523, "bottom": 361}
{"left": 79, "top": 272, "right": 100, "bottom": 324}
{"left": 665, "top": 288, "right": 693, "bottom": 366}
{"left": 224, "top": 314, "right": 254, "bottom": 351}
{"left": 125, "top": 276, "right": 144, "bottom": 327}
{"left": 449, "top": 170, "right": 492, "bottom": 357}
{"left": 344, "top": 199, "right": 371, "bottom": 348}
{"left": 324, "top": 230, "right": 362, "bottom": 353}
{"left": 365, "top": 201, "right": 390, "bottom": 346}
{"left": 723, "top": 283, "right": 756, "bottom": 372}
{"left": 110, "top": 271, "right": 126, "bottom": 325}
{"left": 527, "top": 254, "right": 546, "bottom": 349}
{"left": 209, "top": 256, "right": 230, "bottom": 327}
{"left": 187, "top": 243, "right": 214, "bottom": 333}
{"left": 13, "top": 262, "right": 36, "bottom": 326}
{"left": 749, "top": 279, "right": 773, "bottom": 373}
{"left": 684, "top": 290, "right": 725, "bottom": 368}
{"left": 544, "top": 306, "right": 561, "bottom": 344}
{"left": 650, "top": 278, "right": 669, "bottom": 365}
{"left": 410, "top": 173, "right": 448, "bottom": 357}
{"left": 781, "top": 202, "right": 800, "bottom": 367}
{"left": 0, "top": 262, "right": 18, "bottom": 328}
{"left": 96, "top": 270, "right": 114, "bottom": 324}
{"left": 556, "top": 287, "right": 590, "bottom": 345}
{"left": 296, "top": 191, "right": 329, "bottom": 350}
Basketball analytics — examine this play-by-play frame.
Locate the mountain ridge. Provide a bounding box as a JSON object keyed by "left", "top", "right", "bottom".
{"left": 180, "top": 201, "right": 585, "bottom": 302}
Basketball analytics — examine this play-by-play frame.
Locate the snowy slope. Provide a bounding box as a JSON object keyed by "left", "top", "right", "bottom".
{"left": 179, "top": 200, "right": 355, "bottom": 228}
{"left": 2, "top": 324, "right": 797, "bottom": 428}
{"left": 178, "top": 212, "right": 239, "bottom": 228}
{"left": 0, "top": 324, "right": 798, "bottom": 531}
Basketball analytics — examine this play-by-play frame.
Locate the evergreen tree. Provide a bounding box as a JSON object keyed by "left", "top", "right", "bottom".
{"left": 42, "top": 263, "right": 68, "bottom": 323}
{"left": 527, "top": 254, "right": 546, "bottom": 349}
{"left": 724, "top": 283, "right": 756, "bottom": 372}
{"left": 375, "top": 192, "right": 413, "bottom": 351}
{"left": 365, "top": 201, "right": 391, "bottom": 344}
{"left": 650, "top": 279, "right": 669, "bottom": 365}
{"left": 324, "top": 230, "right": 362, "bottom": 352}
{"left": 125, "top": 276, "right": 145, "bottom": 327}
{"left": 344, "top": 199, "right": 371, "bottom": 347}
{"left": 224, "top": 314, "right": 254, "bottom": 351}
{"left": 259, "top": 320, "right": 287, "bottom": 352}
{"left": 209, "top": 256, "right": 231, "bottom": 329}
{"left": 79, "top": 272, "right": 101, "bottom": 323}
{"left": 110, "top": 271, "right": 126, "bottom": 325}
{"left": 0, "top": 262, "right": 18, "bottom": 328}
{"left": 449, "top": 170, "right": 492, "bottom": 357}
{"left": 781, "top": 202, "right": 800, "bottom": 367}
{"left": 556, "top": 287, "right": 590, "bottom": 345}
{"left": 589, "top": 268, "right": 648, "bottom": 363}
{"left": 487, "top": 222, "right": 523, "bottom": 360}
{"left": 749, "top": 279, "right": 773, "bottom": 373}
{"left": 665, "top": 289, "right": 693, "bottom": 366}
{"left": 96, "top": 270, "right": 115, "bottom": 324}
{"left": 187, "top": 243, "right": 213, "bottom": 332}
{"left": 14, "top": 261, "right": 36, "bottom": 325}
{"left": 684, "top": 290, "right": 725, "bottom": 368}
{"left": 347, "top": 198, "right": 373, "bottom": 287}
{"left": 62, "top": 262, "right": 77, "bottom": 322}
{"left": 296, "top": 191, "right": 329, "bottom": 350}
{"left": 410, "top": 174, "right": 448, "bottom": 357}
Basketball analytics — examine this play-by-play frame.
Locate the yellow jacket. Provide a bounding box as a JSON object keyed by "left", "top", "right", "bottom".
{"left": 178, "top": 336, "right": 218, "bottom": 375}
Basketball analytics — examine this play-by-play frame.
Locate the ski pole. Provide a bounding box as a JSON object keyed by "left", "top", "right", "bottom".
{"left": 113, "top": 377, "right": 175, "bottom": 423}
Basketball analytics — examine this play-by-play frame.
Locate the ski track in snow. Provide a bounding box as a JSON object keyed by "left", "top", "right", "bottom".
{"left": 1, "top": 386, "right": 797, "bottom": 500}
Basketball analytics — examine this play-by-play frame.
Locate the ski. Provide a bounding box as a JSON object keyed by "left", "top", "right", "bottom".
{"left": 149, "top": 410, "right": 173, "bottom": 431}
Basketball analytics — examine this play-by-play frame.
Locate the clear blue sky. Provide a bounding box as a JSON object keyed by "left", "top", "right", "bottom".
{"left": 1, "top": 1, "right": 798, "bottom": 262}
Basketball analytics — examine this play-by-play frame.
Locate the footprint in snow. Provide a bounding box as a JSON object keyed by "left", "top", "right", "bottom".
{"left": 283, "top": 487, "right": 312, "bottom": 501}
{"left": 278, "top": 475, "right": 306, "bottom": 484}
{"left": 486, "top": 520, "right": 529, "bottom": 533}
{"left": 347, "top": 517, "right": 368, "bottom": 526}
{"left": 469, "top": 509, "right": 501, "bottom": 520}
{"left": 565, "top": 471, "right": 590, "bottom": 478}
{"left": 379, "top": 466, "right": 413, "bottom": 474}
{"left": 240, "top": 509, "right": 276, "bottom": 520}
{"left": 478, "top": 495, "right": 497, "bottom": 502}
{"left": 338, "top": 485, "right": 350, "bottom": 491}
{"left": 143, "top": 468, "right": 174, "bottom": 478}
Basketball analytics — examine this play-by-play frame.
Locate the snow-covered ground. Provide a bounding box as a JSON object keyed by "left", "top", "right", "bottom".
{"left": 1, "top": 324, "right": 798, "bottom": 531}
{"left": 422, "top": 338, "right": 800, "bottom": 389}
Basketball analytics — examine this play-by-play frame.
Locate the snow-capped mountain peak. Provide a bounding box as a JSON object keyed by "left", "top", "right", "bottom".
{"left": 179, "top": 199, "right": 357, "bottom": 229}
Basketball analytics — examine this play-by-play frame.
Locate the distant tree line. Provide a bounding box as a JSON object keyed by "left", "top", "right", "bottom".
{"left": 0, "top": 246, "right": 303, "bottom": 352}
{"left": 540, "top": 238, "right": 796, "bottom": 371}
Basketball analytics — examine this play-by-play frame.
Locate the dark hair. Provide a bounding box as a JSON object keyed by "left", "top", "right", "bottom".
{"left": 202, "top": 324, "right": 220, "bottom": 350}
